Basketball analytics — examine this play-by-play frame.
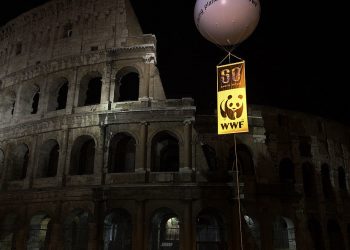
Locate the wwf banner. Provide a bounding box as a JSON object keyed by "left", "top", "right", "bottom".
{"left": 217, "top": 61, "right": 249, "bottom": 134}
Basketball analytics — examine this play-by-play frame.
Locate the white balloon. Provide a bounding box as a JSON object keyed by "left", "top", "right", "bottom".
{"left": 194, "top": 0, "right": 261, "bottom": 46}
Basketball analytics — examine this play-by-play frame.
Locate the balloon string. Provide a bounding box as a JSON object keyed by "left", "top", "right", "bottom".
{"left": 217, "top": 52, "right": 243, "bottom": 66}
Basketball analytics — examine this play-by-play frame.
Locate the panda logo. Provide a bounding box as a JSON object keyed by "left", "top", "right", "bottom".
{"left": 220, "top": 94, "right": 244, "bottom": 120}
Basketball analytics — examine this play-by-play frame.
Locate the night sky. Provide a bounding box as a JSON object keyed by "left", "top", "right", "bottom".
{"left": 1, "top": 0, "right": 348, "bottom": 125}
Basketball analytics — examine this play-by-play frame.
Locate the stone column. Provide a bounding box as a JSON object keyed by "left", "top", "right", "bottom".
{"left": 182, "top": 120, "right": 192, "bottom": 172}
{"left": 88, "top": 222, "right": 98, "bottom": 250}
{"left": 14, "top": 227, "right": 27, "bottom": 250}
{"left": 66, "top": 67, "right": 78, "bottom": 114}
{"left": 135, "top": 200, "right": 145, "bottom": 250}
{"left": 138, "top": 121, "right": 148, "bottom": 172}
{"left": 100, "top": 61, "right": 112, "bottom": 105}
{"left": 183, "top": 201, "right": 193, "bottom": 250}
{"left": 259, "top": 211, "right": 273, "bottom": 250}
{"left": 48, "top": 223, "right": 63, "bottom": 250}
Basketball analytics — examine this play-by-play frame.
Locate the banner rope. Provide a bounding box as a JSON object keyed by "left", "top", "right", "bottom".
{"left": 234, "top": 134, "right": 244, "bottom": 250}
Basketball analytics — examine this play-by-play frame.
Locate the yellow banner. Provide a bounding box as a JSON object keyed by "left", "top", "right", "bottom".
{"left": 217, "top": 61, "right": 249, "bottom": 134}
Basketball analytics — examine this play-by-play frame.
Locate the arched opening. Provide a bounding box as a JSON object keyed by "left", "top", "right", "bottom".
{"left": 151, "top": 132, "right": 179, "bottom": 172}
{"left": 202, "top": 144, "right": 217, "bottom": 171}
{"left": 327, "top": 219, "right": 345, "bottom": 250}
{"left": 31, "top": 88, "right": 40, "bottom": 114}
{"left": 227, "top": 144, "right": 255, "bottom": 176}
{"left": 279, "top": 158, "right": 295, "bottom": 183}
{"left": 0, "top": 90, "right": 16, "bottom": 121}
{"left": 299, "top": 137, "right": 312, "bottom": 157}
{"left": 103, "top": 209, "right": 132, "bottom": 250}
{"left": 0, "top": 213, "right": 17, "bottom": 250}
{"left": 56, "top": 81, "right": 68, "bottom": 110}
{"left": 244, "top": 215, "right": 261, "bottom": 249}
{"left": 114, "top": 68, "right": 139, "bottom": 102}
{"left": 302, "top": 162, "right": 317, "bottom": 198}
{"left": 150, "top": 208, "right": 180, "bottom": 250}
{"left": 338, "top": 167, "right": 347, "bottom": 191}
{"left": 36, "top": 140, "right": 59, "bottom": 178}
{"left": 108, "top": 133, "right": 136, "bottom": 173}
{"left": 63, "top": 209, "right": 89, "bottom": 250}
{"left": 70, "top": 136, "right": 95, "bottom": 175}
{"left": 321, "top": 164, "right": 334, "bottom": 200}
{"left": 78, "top": 72, "right": 102, "bottom": 106}
{"left": 27, "top": 213, "right": 51, "bottom": 250}
{"left": 308, "top": 218, "right": 325, "bottom": 250}
{"left": 273, "top": 216, "right": 296, "bottom": 250}
{"left": 9, "top": 144, "right": 29, "bottom": 181}
{"left": 196, "top": 210, "right": 226, "bottom": 249}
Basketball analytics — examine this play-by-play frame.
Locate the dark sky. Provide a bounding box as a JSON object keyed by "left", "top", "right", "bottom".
{"left": 1, "top": 0, "right": 349, "bottom": 125}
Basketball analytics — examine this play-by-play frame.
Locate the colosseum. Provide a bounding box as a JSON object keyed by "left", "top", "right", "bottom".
{"left": 1, "top": 0, "right": 350, "bottom": 249}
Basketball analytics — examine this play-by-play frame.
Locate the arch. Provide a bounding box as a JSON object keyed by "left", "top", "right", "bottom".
{"left": 27, "top": 212, "right": 52, "bottom": 250}
{"left": 47, "top": 77, "right": 69, "bottom": 111}
{"left": 9, "top": 144, "right": 29, "bottom": 181}
{"left": 227, "top": 144, "right": 255, "bottom": 176}
{"left": 196, "top": 209, "right": 226, "bottom": 249}
{"left": 36, "top": 139, "right": 59, "bottom": 178}
{"left": 108, "top": 133, "right": 136, "bottom": 173}
{"left": 338, "top": 167, "right": 347, "bottom": 191}
{"left": 78, "top": 71, "right": 102, "bottom": 106}
{"left": 0, "top": 89, "right": 16, "bottom": 121}
{"left": 202, "top": 144, "right": 217, "bottom": 171}
{"left": 151, "top": 131, "right": 179, "bottom": 172}
{"left": 63, "top": 209, "right": 89, "bottom": 250}
{"left": 244, "top": 215, "right": 261, "bottom": 249}
{"left": 0, "top": 213, "right": 18, "bottom": 250}
{"left": 114, "top": 67, "right": 139, "bottom": 102}
{"left": 327, "top": 219, "right": 345, "bottom": 250}
{"left": 302, "top": 162, "right": 317, "bottom": 197}
{"left": 279, "top": 158, "right": 295, "bottom": 183}
{"left": 321, "top": 164, "right": 334, "bottom": 200}
{"left": 308, "top": 218, "right": 325, "bottom": 250}
{"left": 103, "top": 209, "right": 132, "bottom": 250}
{"left": 273, "top": 216, "right": 296, "bottom": 250}
{"left": 70, "top": 135, "right": 95, "bottom": 175}
{"left": 18, "top": 84, "right": 41, "bottom": 115}
{"left": 149, "top": 208, "right": 180, "bottom": 250}
{"left": 31, "top": 88, "right": 40, "bottom": 114}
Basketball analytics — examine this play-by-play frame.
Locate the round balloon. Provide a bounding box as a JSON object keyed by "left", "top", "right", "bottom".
{"left": 194, "top": 0, "right": 261, "bottom": 46}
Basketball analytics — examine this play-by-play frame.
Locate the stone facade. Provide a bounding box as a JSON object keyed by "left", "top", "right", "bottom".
{"left": 1, "top": 0, "right": 350, "bottom": 250}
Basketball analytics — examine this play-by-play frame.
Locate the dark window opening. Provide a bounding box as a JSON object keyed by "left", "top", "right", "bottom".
{"left": 321, "top": 164, "right": 334, "bottom": 200}
{"left": 302, "top": 163, "right": 316, "bottom": 197}
{"left": 196, "top": 211, "right": 226, "bottom": 250}
{"left": 328, "top": 220, "right": 345, "bottom": 250}
{"left": 31, "top": 90, "right": 40, "bottom": 114}
{"left": 15, "top": 42, "right": 22, "bottom": 55}
{"left": 56, "top": 81, "right": 68, "bottom": 110}
{"left": 151, "top": 132, "right": 179, "bottom": 172}
{"left": 91, "top": 46, "right": 98, "bottom": 51}
{"left": 103, "top": 210, "right": 132, "bottom": 250}
{"left": 47, "top": 144, "right": 59, "bottom": 177}
{"left": 299, "top": 140, "right": 312, "bottom": 157}
{"left": 63, "top": 210, "right": 89, "bottom": 250}
{"left": 108, "top": 134, "right": 135, "bottom": 173}
{"left": 308, "top": 219, "right": 325, "bottom": 250}
{"left": 202, "top": 145, "right": 217, "bottom": 171}
{"left": 21, "top": 150, "right": 29, "bottom": 180}
{"left": 78, "top": 139, "right": 95, "bottom": 175}
{"left": 84, "top": 77, "right": 102, "bottom": 106}
{"left": 0, "top": 213, "right": 17, "bottom": 250}
{"left": 279, "top": 158, "right": 295, "bottom": 183}
{"left": 117, "top": 72, "right": 139, "bottom": 102}
{"left": 11, "top": 101, "right": 15, "bottom": 115}
{"left": 227, "top": 144, "right": 255, "bottom": 176}
{"left": 338, "top": 167, "right": 347, "bottom": 191}
{"left": 63, "top": 23, "right": 73, "bottom": 38}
